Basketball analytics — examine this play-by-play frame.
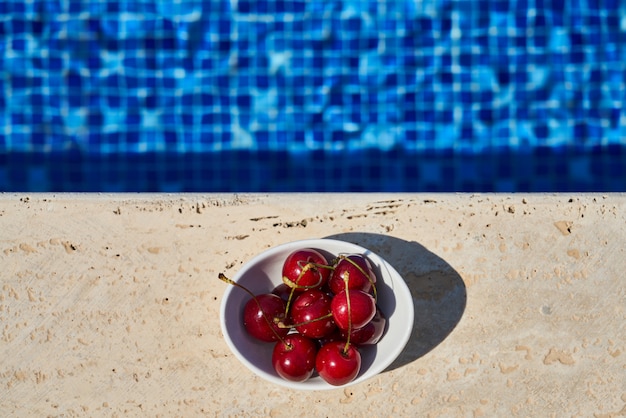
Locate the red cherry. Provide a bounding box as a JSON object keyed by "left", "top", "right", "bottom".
{"left": 317, "top": 328, "right": 342, "bottom": 347}
{"left": 329, "top": 254, "right": 377, "bottom": 294}
{"left": 271, "top": 283, "right": 293, "bottom": 302}
{"left": 242, "top": 293, "right": 289, "bottom": 342}
{"left": 282, "top": 249, "right": 330, "bottom": 292}
{"left": 290, "top": 289, "right": 336, "bottom": 339}
{"left": 331, "top": 289, "right": 376, "bottom": 331}
{"left": 315, "top": 341, "right": 361, "bottom": 386}
{"left": 339, "top": 305, "right": 386, "bottom": 345}
{"left": 219, "top": 246, "right": 389, "bottom": 386}
{"left": 272, "top": 334, "right": 318, "bottom": 382}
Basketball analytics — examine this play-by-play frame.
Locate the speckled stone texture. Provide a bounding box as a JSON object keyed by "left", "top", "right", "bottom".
{"left": 0, "top": 193, "right": 624, "bottom": 416}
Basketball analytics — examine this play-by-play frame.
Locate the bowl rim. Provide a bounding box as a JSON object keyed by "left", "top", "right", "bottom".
{"left": 219, "top": 238, "right": 414, "bottom": 390}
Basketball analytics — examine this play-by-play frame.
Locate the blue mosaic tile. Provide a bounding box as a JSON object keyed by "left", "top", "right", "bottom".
{"left": 1, "top": 0, "right": 625, "bottom": 192}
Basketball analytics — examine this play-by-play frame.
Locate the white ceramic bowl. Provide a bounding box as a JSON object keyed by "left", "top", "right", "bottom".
{"left": 219, "top": 238, "right": 414, "bottom": 390}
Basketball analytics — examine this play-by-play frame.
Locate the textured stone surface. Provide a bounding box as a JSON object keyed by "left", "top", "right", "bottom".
{"left": 1, "top": 193, "right": 624, "bottom": 416}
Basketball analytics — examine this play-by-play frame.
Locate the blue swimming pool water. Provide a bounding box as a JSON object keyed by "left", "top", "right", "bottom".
{"left": 1, "top": 0, "right": 625, "bottom": 192}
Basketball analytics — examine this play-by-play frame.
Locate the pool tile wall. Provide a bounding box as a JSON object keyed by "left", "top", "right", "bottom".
{"left": 1, "top": 1, "right": 625, "bottom": 191}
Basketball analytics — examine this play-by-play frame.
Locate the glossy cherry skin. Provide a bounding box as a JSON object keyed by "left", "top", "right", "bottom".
{"left": 331, "top": 289, "right": 376, "bottom": 331}
{"left": 329, "top": 254, "right": 377, "bottom": 295}
{"left": 282, "top": 249, "right": 330, "bottom": 291}
{"left": 339, "top": 305, "right": 386, "bottom": 345}
{"left": 315, "top": 341, "right": 361, "bottom": 386}
{"left": 242, "top": 293, "right": 289, "bottom": 342}
{"left": 271, "top": 283, "right": 293, "bottom": 302}
{"left": 272, "top": 334, "right": 318, "bottom": 382}
{"left": 290, "top": 289, "right": 336, "bottom": 339}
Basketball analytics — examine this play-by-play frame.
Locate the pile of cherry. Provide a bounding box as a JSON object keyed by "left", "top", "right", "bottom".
{"left": 219, "top": 248, "right": 386, "bottom": 386}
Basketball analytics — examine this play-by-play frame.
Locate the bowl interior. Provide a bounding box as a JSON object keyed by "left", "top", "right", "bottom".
{"left": 220, "top": 238, "right": 414, "bottom": 390}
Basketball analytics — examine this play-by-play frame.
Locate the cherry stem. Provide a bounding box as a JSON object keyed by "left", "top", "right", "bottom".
{"left": 315, "top": 264, "right": 336, "bottom": 271}
{"left": 283, "top": 260, "right": 330, "bottom": 316}
{"left": 341, "top": 254, "right": 377, "bottom": 302}
{"left": 343, "top": 272, "right": 352, "bottom": 354}
{"left": 284, "top": 285, "right": 297, "bottom": 317}
{"left": 218, "top": 273, "right": 290, "bottom": 348}
{"left": 280, "top": 312, "right": 333, "bottom": 329}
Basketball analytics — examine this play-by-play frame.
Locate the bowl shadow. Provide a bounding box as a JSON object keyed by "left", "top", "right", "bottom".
{"left": 324, "top": 232, "right": 467, "bottom": 373}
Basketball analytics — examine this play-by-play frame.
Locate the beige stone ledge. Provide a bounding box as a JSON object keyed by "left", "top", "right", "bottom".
{"left": 0, "top": 193, "right": 624, "bottom": 417}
